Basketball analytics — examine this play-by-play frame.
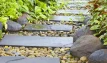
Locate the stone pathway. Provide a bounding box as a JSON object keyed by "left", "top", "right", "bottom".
{"left": 0, "top": 0, "right": 91, "bottom": 63}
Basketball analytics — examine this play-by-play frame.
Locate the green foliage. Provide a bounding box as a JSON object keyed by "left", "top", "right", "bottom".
{"left": 88, "top": 0, "right": 107, "bottom": 45}
{"left": 0, "top": 0, "right": 62, "bottom": 26}
{"left": 34, "top": 0, "right": 64, "bottom": 21}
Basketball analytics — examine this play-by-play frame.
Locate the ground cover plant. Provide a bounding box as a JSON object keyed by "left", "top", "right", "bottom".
{"left": 88, "top": 0, "right": 107, "bottom": 45}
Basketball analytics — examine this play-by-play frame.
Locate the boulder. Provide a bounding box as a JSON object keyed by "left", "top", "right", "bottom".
{"left": 0, "top": 22, "right": 3, "bottom": 30}
{"left": 73, "top": 26, "right": 94, "bottom": 42}
{"left": 70, "top": 35, "right": 103, "bottom": 58}
{"left": 7, "top": 20, "right": 22, "bottom": 31}
{"left": 88, "top": 49, "right": 107, "bottom": 63}
{"left": 17, "top": 13, "right": 29, "bottom": 25}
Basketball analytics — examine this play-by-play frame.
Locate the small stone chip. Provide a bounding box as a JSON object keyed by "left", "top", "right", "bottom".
{"left": 80, "top": 56, "right": 87, "bottom": 62}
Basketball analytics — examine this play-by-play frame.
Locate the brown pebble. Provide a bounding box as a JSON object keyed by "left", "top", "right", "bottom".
{"left": 78, "top": 60, "right": 82, "bottom": 63}
{"left": 80, "top": 56, "right": 87, "bottom": 62}
{"left": 70, "top": 60, "right": 78, "bottom": 63}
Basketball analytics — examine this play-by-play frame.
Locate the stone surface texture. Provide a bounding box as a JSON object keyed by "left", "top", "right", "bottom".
{"left": 0, "top": 56, "right": 60, "bottom": 63}
{"left": 17, "top": 13, "right": 29, "bottom": 25}
{"left": 50, "top": 15, "right": 84, "bottom": 22}
{"left": 0, "top": 35, "right": 73, "bottom": 47}
{"left": 24, "top": 24, "right": 72, "bottom": 31}
{"left": 88, "top": 49, "right": 107, "bottom": 63}
{"left": 70, "top": 35, "right": 103, "bottom": 58}
{"left": 73, "top": 26, "right": 94, "bottom": 42}
{"left": 7, "top": 20, "right": 22, "bottom": 31}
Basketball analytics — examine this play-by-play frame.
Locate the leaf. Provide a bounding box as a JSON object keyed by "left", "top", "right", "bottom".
{"left": 0, "top": 17, "right": 8, "bottom": 30}
{"left": 35, "top": 6, "right": 41, "bottom": 13}
{"left": 39, "top": 13, "right": 47, "bottom": 19}
{"left": 94, "top": 20, "right": 100, "bottom": 24}
{"left": 90, "top": 25, "right": 99, "bottom": 30}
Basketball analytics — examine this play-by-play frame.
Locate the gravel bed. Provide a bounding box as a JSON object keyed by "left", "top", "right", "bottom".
{"left": 7, "top": 31, "right": 74, "bottom": 37}
{"left": 31, "top": 21, "right": 83, "bottom": 29}
{"left": 0, "top": 46, "right": 88, "bottom": 63}
{"left": 32, "top": 21, "right": 76, "bottom": 25}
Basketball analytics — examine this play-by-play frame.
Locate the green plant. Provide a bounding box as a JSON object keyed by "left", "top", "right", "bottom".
{"left": 88, "top": 0, "right": 107, "bottom": 45}
{"left": 0, "top": 0, "right": 63, "bottom": 26}
{"left": 34, "top": 0, "right": 64, "bottom": 21}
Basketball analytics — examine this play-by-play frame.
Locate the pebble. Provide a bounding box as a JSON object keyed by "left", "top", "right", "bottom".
{"left": 80, "top": 56, "right": 87, "bottom": 62}
{"left": 14, "top": 52, "right": 21, "bottom": 56}
{"left": 4, "top": 48, "right": 9, "bottom": 51}
{"left": 78, "top": 60, "right": 82, "bottom": 63}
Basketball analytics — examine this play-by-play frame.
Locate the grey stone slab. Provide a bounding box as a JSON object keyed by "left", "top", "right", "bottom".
{"left": 56, "top": 9, "right": 90, "bottom": 15}
{"left": 58, "top": 1, "right": 89, "bottom": 4}
{"left": 24, "top": 24, "right": 49, "bottom": 31}
{"left": 0, "top": 35, "right": 73, "bottom": 47}
{"left": 0, "top": 56, "right": 60, "bottom": 63}
{"left": 49, "top": 25, "right": 72, "bottom": 31}
{"left": 0, "top": 56, "right": 25, "bottom": 63}
{"left": 50, "top": 15, "right": 84, "bottom": 22}
{"left": 67, "top": 4, "right": 87, "bottom": 7}
{"left": 24, "top": 24, "right": 72, "bottom": 31}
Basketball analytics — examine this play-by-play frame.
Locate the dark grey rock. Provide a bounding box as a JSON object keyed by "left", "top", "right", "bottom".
{"left": 7, "top": 20, "right": 22, "bottom": 31}
{"left": 50, "top": 15, "right": 84, "bottom": 22}
{"left": 17, "top": 13, "right": 29, "bottom": 25}
{"left": 70, "top": 35, "right": 103, "bottom": 58}
{"left": 73, "top": 25, "right": 94, "bottom": 42}
{"left": 0, "top": 22, "right": 3, "bottom": 30}
{"left": 0, "top": 56, "right": 60, "bottom": 63}
{"left": 24, "top": 24, "right": 72, "bottom": 31}
{"left": 89, "top": 49, "right": 107, "bottom": 63}
{"left": 83, "top": 16, "right": 91, "bottom": 25}
{"left": 0, "top": 34, "right": 73, "bottom": 47}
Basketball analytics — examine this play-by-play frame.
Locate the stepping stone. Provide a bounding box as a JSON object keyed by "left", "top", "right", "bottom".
{"left": 0, "top": 35, "right": 73, "bottom": 47}
{"left": 58, "top": 1, "right": 89, "bottom": 4}
{"left": 67, "top": 4, "right": 87, "bottom": 8}
{"left": 0, "top": 56, "right": 60, "bottom": 63}
{"left": 56, "top": 9, "right": 89, "bottom": 15}
{"left": 24, "top": 24, "right": 72, "bottom": 31}
{"left": 50, "top": 15, "right": 84, "bottom": 22}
